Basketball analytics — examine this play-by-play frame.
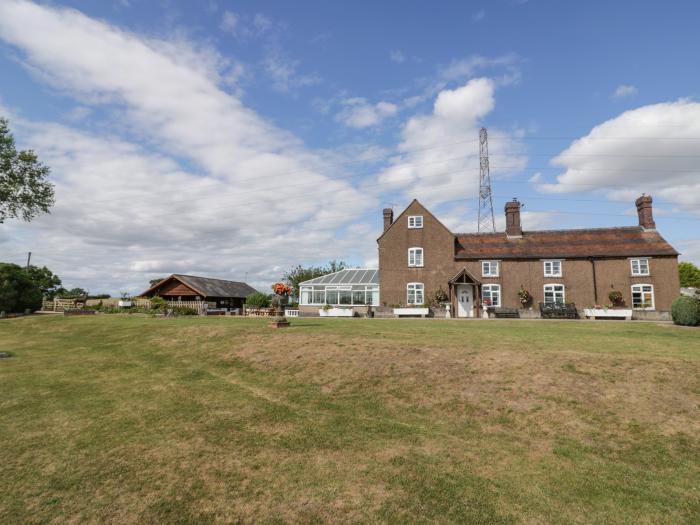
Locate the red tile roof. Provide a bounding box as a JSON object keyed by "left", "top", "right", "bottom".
{"left": 455, "top": 227, "right": 678, "bottom": 259}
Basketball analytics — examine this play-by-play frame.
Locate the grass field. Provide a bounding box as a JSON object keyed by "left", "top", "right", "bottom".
{"left": 1, "top": 315, "right": 699, "bottom": 524}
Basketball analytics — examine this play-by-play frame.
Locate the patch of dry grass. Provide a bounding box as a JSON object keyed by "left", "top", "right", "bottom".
{"left": 0, "top": 315, "right": 699, "bottom": 524}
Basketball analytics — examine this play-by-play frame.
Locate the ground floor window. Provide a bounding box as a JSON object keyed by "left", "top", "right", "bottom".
{"left": 631, "top": 284, "right": 654, "bottom": 310}
{"left": 482, "top": 284, "right": 501, "bottom": 307}
{"left": 407, "top": 283, "right": 424, "bottom": 305}
{"left": 544, "top": 284, "right": 565, "bottom": 304}
{"left": 299, "top": 285, "right": 379, "bottom": 306}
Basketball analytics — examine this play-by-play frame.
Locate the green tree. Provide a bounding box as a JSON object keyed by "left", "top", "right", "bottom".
{"left": 0, "top": 263, "right": 43, "bottom": 313}
{"left": 0, "top": 117, "right": 55, "bottom": 223}
{"left": 25, "top": 265, "right": 62, "bottom": 298}
{"left": 245, "top": 291, "right": 270, "bottom": 307}
{"left": 282, "top": 260, "right": 347, "bottom": 296}
{"left": 149, "top": 278, "right": 166, "bottom": 288}
{"left": 679, "top": 262, "right": 700, "bottom": 288}
{"left": 56, "top": 287, "right": 88, "bottom": 299}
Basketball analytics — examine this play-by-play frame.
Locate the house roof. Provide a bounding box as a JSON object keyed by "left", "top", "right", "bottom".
{"left": 455, "top": 226, "right": 679, "bottom": 259}
{"left": 141, "top": 274, "right": 257, "bottom": 298}
{"left": 299, "top": 268, "right": 379, "bottom": 286}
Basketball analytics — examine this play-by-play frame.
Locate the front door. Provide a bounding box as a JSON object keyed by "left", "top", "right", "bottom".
{"left": 457, "top": 285, "right": 474, "bottom": 318}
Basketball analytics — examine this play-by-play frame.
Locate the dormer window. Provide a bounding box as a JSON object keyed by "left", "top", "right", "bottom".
{"left": 408, "top": 215, "right": 423, "bottom": 229}
{"left": 408, "top": 247, "right": 424, "bottom": 267}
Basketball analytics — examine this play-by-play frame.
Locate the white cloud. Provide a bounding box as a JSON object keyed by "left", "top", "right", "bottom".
{"left": 389, "top": 50, "right": 406, "bottom": 63}
{"left": 263, "top": 51, "right": 321, "bottom": 92}
{"left": 612, "top": 84, "right": 638, "bottom": 99}
{"left": 377, "top": 78, "right": 526, "bottom": 207}
{"left": 220, "top": 10, "right": 239, "bottom": 35}
{"left": 472, "top": 10, "right": 486, "bottom": 23}
{"left": 0, "top": 0, "right": 374, "bottom": 293}
{"left": 540, "top": 100, "right": 700, "bottom": 217}
{"left": 335, "top": 98, "right": 398, "bottom": 128}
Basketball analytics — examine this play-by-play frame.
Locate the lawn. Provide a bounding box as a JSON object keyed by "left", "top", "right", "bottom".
{"left": 1, "top": 315, "right": 699, "bottom": 524}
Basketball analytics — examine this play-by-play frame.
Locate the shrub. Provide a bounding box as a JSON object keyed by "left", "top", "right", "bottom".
{"left": 671, "top": 295, "right": 700, "bottom": 326}
{"left": 0, "top": 263, "right": 43, "bottom": 313}
{"left": 246, "top": 291, "right": 270, "bottom": 307}
{"left": 149, "top": 296, "right": 167, "bottom": 311}
{"left": 173, "top": 306, "right": 198, "bottom": 315}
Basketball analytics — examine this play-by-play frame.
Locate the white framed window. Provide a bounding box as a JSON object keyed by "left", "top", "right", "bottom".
{"left": 630, "top": 258, "right": 650, "bottom": 276}
{"left": 543, "top": 260, "right": 562, "bottom": 277}
{"left": 482, "top": 284, "right": 501, "bottom": 308}
{"left": 543, "top": 284, "right": 565, "bottom": 304}
{"left": 408, "top": 215, "right": 423, "bottom": 229}
{"left": 407, "top": 283, "right": 424, "bottom": 305}
{"left": 631, "top": 284, "right": 654, "bottom": 310}
{"left": 408, "top": 247, "right": 424, "bottom": 267}
{"left": 481, "top": 260, "right": 499, "bottom": 277}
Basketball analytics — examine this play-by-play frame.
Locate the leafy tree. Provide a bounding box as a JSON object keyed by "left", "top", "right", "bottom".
{"left": 679, "top": 262, "right": 700, "bottom": 288}
{"left": 245, "top": 291, "right": 271, "bottom": 307}
{"left": 149, "top": 277, "right": 166, "bottom": 288}
{"left": 282, "top": 260, "right": 347, "bottom": 296}
{"left": 0, "top": 263, "right": 43, "bottom": 313}
{"left": 56, "top": 287, "right": 88, "bottom": 299}
{"left": 0, "top": 117, "right": 55, "bottom": 223}
{"left": 25, "top": 265, "right": 62, "bottom": 298}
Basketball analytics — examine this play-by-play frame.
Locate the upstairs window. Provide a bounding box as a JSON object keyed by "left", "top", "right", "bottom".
{"left": 543, "top": 260, "right": 562, "bottom": 277}
{"left": 631, "top": 284, "right": 654, "bottom": 310}
{"left": 408, "top": 247, "right": 424, "bottom": 267}
{"left": 482, "top": 260, "right": 499, "bottom": 277}
{"left": 544, "top": 284, "right": 565, "bottom": 304}
{"left": 630, "top": 258, "right": 650, "bottom": 276}
{"left": 407, "top": 283, "right": 424, "bottom": 305}
{"left": 408, "top": 215, "right": 423, "bottom": 229}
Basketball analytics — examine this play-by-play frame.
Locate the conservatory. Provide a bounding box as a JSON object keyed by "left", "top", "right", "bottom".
{"left": 299, "top": 269, "right": 379, "bottom": 307}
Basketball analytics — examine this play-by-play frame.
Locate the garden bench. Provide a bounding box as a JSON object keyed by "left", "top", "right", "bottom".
{"left": 489, "top": 307, "right": 520, "bottom": 318}
{"left": 539, "top": 302, "right": 578, "bottom": 319}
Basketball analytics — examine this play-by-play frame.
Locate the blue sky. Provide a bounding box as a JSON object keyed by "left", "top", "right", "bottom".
{"left": 1, "top": 0, "right": 699, "bottom": 293}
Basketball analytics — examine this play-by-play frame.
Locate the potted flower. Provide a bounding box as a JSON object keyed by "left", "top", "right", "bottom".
{"left": 517, "top": 287, "right": 531, "bottom": 306}
{"left": 608, "top": 290, "right": 624, "bottom": 307}
{"left": 269, "top": 282, "right": 292, "bottom": 327}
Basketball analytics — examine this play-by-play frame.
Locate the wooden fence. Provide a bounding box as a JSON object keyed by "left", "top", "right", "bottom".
{"left": 41, "top": 298, "right": 82, "bottom": 312}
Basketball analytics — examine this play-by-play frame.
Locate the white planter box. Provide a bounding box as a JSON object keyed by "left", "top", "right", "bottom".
{"left": 394, "top": 307, "right": 429, "bottom": 317}
{"left": 319, "top": 308, "right": 353, "bottom": 317}
{"left": 584, "top": 308, "right": 632, "bottom": 320}
{"left": 118, "top": 300, "right": 132, "bottom": 307}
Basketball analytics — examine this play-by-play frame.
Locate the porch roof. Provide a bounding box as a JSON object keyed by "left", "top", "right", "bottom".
{"left": 448, "top": 267, "right": 481, "bottom": 285}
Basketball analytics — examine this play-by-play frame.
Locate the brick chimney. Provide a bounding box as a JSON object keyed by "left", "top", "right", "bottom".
{"left": 505, "top": 198, "right": 522, "bottom": 237}
{"left": 635, "top": 194, "right": 656, "bottom": 230}
{"left": 383, "top": 208, "right": 394, "bottom": 232}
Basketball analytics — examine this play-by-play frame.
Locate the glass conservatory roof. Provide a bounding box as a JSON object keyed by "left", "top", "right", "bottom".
{"left": 299, "top": 269, "right": 379, "bottom": 286}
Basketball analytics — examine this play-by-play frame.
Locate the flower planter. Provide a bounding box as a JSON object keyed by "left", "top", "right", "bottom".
{"left": 583, "top": 308, "right": 632, "bottom": 320}
{"left": 393, "top": 307, "right": 429, "bottom": 318}
{"left": 319, "top": 308, "right": 353, "bottom": 317}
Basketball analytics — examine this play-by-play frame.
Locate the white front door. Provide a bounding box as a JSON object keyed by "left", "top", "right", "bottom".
{"left": 457, "top": 285, "right": 474, "bottom": 318}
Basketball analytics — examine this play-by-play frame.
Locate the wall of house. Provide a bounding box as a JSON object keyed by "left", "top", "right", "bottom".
{"left": 378, "top": 202, "right": 680, "bottom": 316}
{"left": 378, "top": 200, "right": 456, "bottom": 306}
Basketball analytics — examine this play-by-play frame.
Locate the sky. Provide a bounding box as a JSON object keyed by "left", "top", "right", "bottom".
{"left": 1, "top": 0, "right": 699, "bottom": 295}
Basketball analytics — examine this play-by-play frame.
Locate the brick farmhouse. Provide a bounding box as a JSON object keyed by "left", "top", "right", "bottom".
{"left": 377, "top": 195, "right": 680, "bottom": 319}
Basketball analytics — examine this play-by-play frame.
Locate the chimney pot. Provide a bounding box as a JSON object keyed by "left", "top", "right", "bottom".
{"left": 504, "top": 199, "right": 523, "bottom": 237}
{"left": 382, "top": 208, "right": 394, "bottom": 232}
{"left": 635, "top": 194, "right": 656, "bottom": 230}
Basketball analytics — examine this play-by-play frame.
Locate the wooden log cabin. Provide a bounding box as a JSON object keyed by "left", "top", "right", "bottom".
{"left": 141, "top": 274, "right": 257, "bottom": 311}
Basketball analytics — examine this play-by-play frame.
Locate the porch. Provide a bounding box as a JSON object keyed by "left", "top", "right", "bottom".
{"left": 448, "top": 268, "right": 482, "bottom": 318}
